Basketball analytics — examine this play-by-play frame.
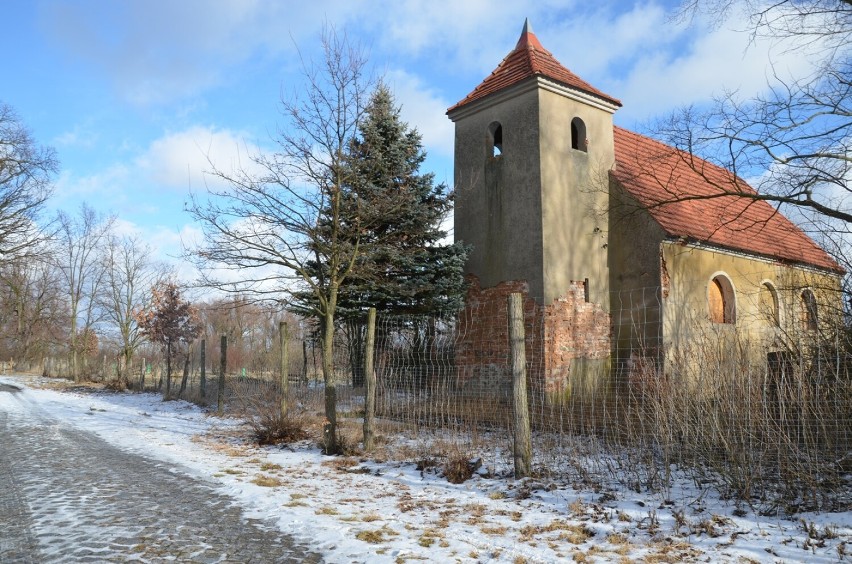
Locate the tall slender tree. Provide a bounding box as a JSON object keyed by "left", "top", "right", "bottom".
{"left": 100, "top": 234, "right": 168, "bottom": 387}
{"left": 186, "top": 28, "right": 373, "bottom": 453}
{"left": 55, "top": 204, "right": 114, "bottom": 382}
{"left": 0, "top": 102, "right": 57, "bottom": 263}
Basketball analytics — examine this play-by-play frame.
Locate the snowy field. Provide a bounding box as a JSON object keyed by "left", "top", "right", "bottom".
{"left": 1, "top": 373, "right": 849, "bottom": 563}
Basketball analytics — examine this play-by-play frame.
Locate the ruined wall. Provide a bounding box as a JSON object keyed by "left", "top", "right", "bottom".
{"left": 542, "top": 281, "right": 612, "bottom": 401}
{"left": 456, "top": 276, "right": 611, "bottom": 401}
{"left": 455, "top": 276, "right": 543, "bottom": 398}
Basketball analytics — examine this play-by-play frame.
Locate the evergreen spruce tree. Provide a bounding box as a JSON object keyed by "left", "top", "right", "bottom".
{"left": 294, "top": 85, "right": 468, "bottom": 320}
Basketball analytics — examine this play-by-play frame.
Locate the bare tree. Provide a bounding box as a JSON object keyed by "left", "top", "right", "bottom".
{"left": 186, "top": 28, "right": 373, "bottom": 453}
{"left": 0, "top": 102, "right": 57, "bottom": 263}
{"left": 100, "top": 234, "right": 169, "bottom": 387}
{"left": 0, "top": 251, "right": 64, "bottom": 365}
{"left": 650, "top": 2, "right": 850, "bottom": 226}
{"left": 55, "top": 204, "right": 115, "bottom": 382}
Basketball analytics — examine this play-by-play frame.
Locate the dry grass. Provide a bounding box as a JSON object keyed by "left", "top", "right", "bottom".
{"left": 251, "top": 474, "right": 283, "bottom": 487}
{"left": 520, "top": 520, "right": 594, "bottom": 545}
{"left": 443, "top": 452, "right": 479, "bottom": 484}
{"left": 355, "top": 526, "right": 397, "bottom": 544}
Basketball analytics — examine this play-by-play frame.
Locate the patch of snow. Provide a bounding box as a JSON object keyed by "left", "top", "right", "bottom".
{"left": 2, "top": 374, "right": 849, "bottom": 562}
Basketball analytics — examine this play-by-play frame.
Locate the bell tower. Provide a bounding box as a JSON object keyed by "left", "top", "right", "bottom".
{"left": 448, "top": 20, "right": 621, "bottom": 397}
{"left": 447, "top": 19, "right": 621, "bottom": 305}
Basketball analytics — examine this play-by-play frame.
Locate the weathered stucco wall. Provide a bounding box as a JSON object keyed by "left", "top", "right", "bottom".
{"left": 660, "top": 241, "right": 843, "bottom": 379}
{"left": 452, "top": 86, "right": 545, "bottom": 299}
{"left": 538, "top": 87, "right": 614, "bottom": 306}
{"left": 607, "top": 179, "right": 668, "bottom": 381}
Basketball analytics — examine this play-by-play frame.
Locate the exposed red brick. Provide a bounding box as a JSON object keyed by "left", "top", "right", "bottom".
{"left": 457, "top": 276, "right": 611, "bottom": 396}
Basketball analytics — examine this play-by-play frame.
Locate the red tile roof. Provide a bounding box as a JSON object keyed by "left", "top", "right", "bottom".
{"left": 612, "top": 126, "right": 842, "bottom": 273}
{"left": 448, "top": 21, "right": 621, "bottom": 113}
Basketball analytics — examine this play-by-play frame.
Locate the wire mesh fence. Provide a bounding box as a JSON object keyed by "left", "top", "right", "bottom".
{"left": 31, "top": 281, "right": 852, "bottom": 512}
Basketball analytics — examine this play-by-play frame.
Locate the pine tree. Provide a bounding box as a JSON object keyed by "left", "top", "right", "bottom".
{"left": 294, "top": 85, "right": 468, "bottom": 320}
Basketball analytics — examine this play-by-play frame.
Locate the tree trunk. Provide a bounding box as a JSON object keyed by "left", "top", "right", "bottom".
{"left": 217, "top": 335, "right": 227, "bottom": 415}
{"left": 321, "top": 287, "right": 339, "bottom": 454}
{"left": 302, "top": 340, "right": 308, "bottom": 384}
{"left": 199, "top": 339, "right": 206, "bottom": 399}
{"left": 179, "top": 353, "right": 190, "bottom": 398}
{"left": 165, "top": 338, "right": 172, "bottom": 398}
{"left": 71, "top": 317, "right": 79, "bottom": 383}
{"left": 279, "top": 321, "right": 289, "bottom": 419}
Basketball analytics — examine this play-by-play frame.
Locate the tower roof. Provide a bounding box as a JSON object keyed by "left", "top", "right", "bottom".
{"left": 448, "top": 19, "right": 622, "bottom": 114}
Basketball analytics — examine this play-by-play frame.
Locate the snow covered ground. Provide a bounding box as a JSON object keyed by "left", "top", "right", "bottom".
{"left": 1, "top": 373, "right": 849, "bottom": 562}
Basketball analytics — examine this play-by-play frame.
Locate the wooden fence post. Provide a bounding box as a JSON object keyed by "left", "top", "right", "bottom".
{"left": 217, "top": 335, "right": 227, "bottom": 415}
{"left": 508, "top": 292, "right": 532, "bottom": 478}
{"left": 200, "top": 339, "right": 206, "bottom": 398}
{"left": 279, "top": 321, "right": 289, "bottom": 419}
{"left": 363, "top": 308, "right": 377, "bottom": 451}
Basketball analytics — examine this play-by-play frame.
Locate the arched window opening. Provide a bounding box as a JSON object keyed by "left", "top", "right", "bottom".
{"left": 571, "top": 117, "right": 587, "bottom": 152}
{"left": 759, "top": 282, "right": 779, "bottom": 327}
{"left": 488, "top": 122, "right": 503, "bottom": 157}
{"left": 708, "top": 275, "right": 736, "bottom": 324}
{"left": 801, "top": 289, "right": 818, "bottom": 331}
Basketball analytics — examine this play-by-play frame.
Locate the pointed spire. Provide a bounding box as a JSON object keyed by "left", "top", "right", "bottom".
{"left": 515, "top": 17, "right": 543, "bottom": 51}
{"left": 448, "top": 19, "right": 622, "bottom": 114}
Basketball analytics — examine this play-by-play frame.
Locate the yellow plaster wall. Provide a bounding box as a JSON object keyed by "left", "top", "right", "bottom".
{"left": 660, "top": 241, "right": 842, "bottom": 375}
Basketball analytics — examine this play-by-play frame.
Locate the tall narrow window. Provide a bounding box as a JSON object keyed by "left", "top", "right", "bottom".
{"left": 759, "top": 282, "right": 779, "bottom": 326}
{"left": 571, "top": 117, "right": 587, "bottom": 152}
{"left": 488, "top": 121, "right": 503, "bottom": 157}
{"left": 708, "top": 274, "right": 736, "bottom": 324}
{"left": 801, "top": 289, "right": 818, "bottom": 331}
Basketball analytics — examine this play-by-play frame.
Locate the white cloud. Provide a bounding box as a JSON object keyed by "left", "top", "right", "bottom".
{"left": 134, "top": 126, "right": 264, "bottom": 192}
{"left": 385, "top": 69, "right": 454, "bottom": 157}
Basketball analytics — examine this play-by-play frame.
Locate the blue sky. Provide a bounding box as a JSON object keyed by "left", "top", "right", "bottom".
{"left": 3, "top": 0, "right": 818, "bottom": 278}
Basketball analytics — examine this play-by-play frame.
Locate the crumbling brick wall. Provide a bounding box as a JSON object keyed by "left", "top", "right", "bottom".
{"left": 542, "top": 281, "right": 612, "bottom": 400}
{"left": 455, "top": 275, "right": 543, "bottom": 397}
{"left": 456, "top": 276, "right": 611, "bottom": 400}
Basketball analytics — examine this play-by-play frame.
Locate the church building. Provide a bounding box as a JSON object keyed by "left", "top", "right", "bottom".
{"left": 448, "top": 20, "right": 843, "bottom": 399}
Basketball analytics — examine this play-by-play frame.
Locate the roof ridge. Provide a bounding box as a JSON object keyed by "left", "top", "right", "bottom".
{"left": 611, "top": 126, "right": 842, "bottom": 273}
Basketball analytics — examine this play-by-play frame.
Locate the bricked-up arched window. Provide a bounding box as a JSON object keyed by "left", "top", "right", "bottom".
{"left": 488, "top": 121, "right": 503, "bottom": 157}
{"left": 801, "top": 289, "right": 818, "bottom": 331}
{"left": 759, "top": 282, "right": 779, "bottom": 326}
{"left": 571, "top": 117, "right": 587, "bottom": 152}
{"left": 708, "top": 275, "right": 736, "bottom": 324}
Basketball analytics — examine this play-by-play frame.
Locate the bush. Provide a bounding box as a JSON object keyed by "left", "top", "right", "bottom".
{"left": 443, "top": 453, "right": 481, "bottom": 484}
